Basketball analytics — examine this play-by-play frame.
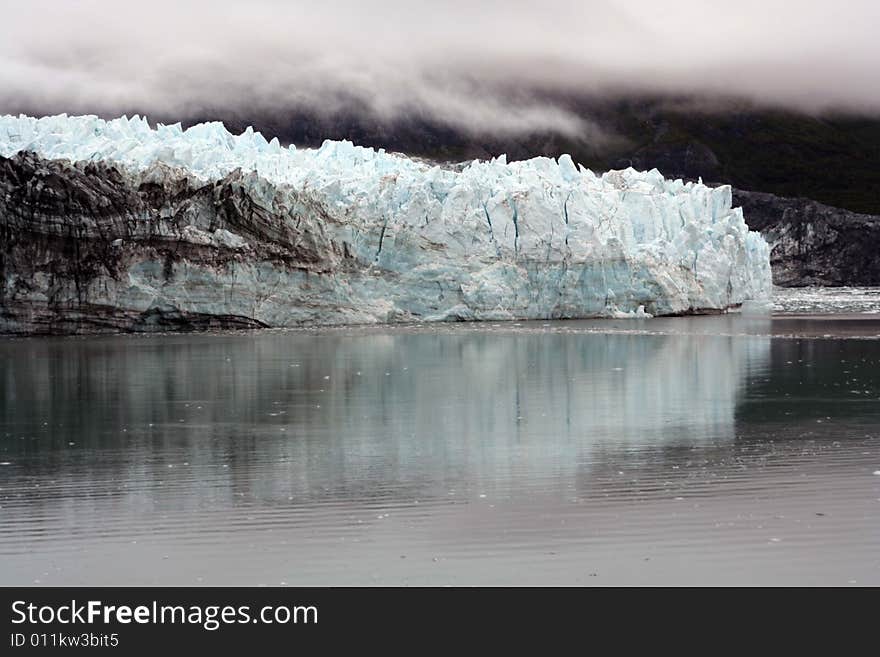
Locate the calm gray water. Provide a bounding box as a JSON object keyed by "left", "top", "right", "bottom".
{"left": 1, "top": 314, "right": 879, "bottom": 585}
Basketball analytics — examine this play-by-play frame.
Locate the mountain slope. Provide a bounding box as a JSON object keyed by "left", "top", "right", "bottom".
{"left": 191, "top": 97, "right": 880, "bottom": 216}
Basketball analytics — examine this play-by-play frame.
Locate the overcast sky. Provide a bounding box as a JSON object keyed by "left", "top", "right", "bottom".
{"left": 1, "top": 0, "right": 878, "bottom": 135}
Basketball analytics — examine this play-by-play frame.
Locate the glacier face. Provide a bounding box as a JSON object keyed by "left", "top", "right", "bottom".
{"left": 0, "top": 114, "right": 771, "bottom": 331}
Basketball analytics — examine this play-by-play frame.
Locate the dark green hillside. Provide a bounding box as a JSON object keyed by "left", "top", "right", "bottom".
{"left": 608, "top": 108, "right": 880, "bottom": 214}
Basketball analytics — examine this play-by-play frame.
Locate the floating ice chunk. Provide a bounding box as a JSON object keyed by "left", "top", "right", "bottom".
{"left": 609, "top": 305, "right": 653, "bottom": 319}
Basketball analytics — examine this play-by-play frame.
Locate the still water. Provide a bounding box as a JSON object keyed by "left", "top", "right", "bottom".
{"left": 1, "top": 314, "right": 879, "bottom": 585}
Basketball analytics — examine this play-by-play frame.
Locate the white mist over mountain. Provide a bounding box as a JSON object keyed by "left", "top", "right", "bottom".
{"left": 1, "top": 0, "right": 878, "bottom": 136}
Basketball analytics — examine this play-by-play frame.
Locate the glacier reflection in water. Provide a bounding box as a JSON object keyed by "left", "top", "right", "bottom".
{"left": 0, "top": 323, "right": 771, "bottom": 492}
{"left": 2, "top": 318, "right": 879, "bottom": 585}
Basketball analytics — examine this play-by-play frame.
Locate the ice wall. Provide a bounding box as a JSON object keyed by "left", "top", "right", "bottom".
{"left": 0, "top": 114, "right": 772, "bottom": 325}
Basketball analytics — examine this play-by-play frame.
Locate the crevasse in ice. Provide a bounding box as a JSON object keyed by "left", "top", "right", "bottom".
{"left": 0, "top": 114, "right": 772, "bottom": 322}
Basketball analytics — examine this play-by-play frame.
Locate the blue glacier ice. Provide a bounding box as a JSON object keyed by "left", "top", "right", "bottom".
{"left": 0, "top": 114, "right": 772, "bottom": 324}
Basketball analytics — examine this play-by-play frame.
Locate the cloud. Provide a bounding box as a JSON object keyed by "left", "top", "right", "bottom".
{"left": 0, "top": 0, "right": 878, "bottom": 138}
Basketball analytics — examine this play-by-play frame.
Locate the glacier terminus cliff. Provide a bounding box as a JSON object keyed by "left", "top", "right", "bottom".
{"left": 0, "top": 114, "right": 772, "bottom": 334}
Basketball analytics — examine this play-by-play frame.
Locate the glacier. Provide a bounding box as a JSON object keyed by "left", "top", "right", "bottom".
{"left": 0, "top": 114, "right": 772, "bottom": 333}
